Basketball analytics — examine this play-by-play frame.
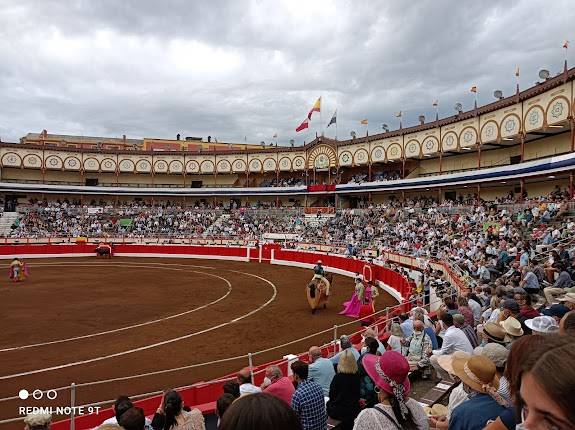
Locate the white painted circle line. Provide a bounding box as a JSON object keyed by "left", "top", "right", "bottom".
{"left": 0, "top": 268, "right": 277, "bottom": 380}
{"left": 0, "top": 264, "right": 232, "bottom": 353}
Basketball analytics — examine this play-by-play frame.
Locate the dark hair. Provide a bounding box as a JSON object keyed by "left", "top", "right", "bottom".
{"left": 387, "top": 394, "right": 418, "bottom": 430}
{"left": 290, "top": 360, "right": 308, "bottom": 380}
{"left": 364, "top": 337, "right": 379, "bottom": 354}
{"left": 222, "top": 381, "right": 240, "bottom": 398}
{"left": 399, "top": 313, "right": 409, "bottom": 322}
{"left": 562, "top": 310, "right": 575, "bottom": 333}
{"left": 162, "top": 390, "right": 183, "bottom": 430}
{"left": 219, "top": 393, "right": 302, "bottom": 430}
{"left": 118, "top": 407, "right": 145, "bottom": 430}
{"left": 527, "top": 336, "right": 575, "bottom": 424}
{"left": 441, "top": 312, "right": 454, "bottom": 327}
{"left": 114, "top": 395, "right": 133, "bottom": 422}
{"left": 216, "top": 393, "right": 236, "bottom": 419}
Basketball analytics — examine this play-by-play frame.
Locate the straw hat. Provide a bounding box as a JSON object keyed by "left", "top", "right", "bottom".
{"left": 499, "top": 317, "right": 524, "bottom": 337}
{"left": 559, "top": 292, "right": 575, "bottom": 305}
{"left": 482, "top": 322, "right": 508, "bottom": 344}
{"left": 452, "top": 355, "right": 499, "bottom": 393}
{"left": 437, "top": 351, "right": 471, "bottom": 376}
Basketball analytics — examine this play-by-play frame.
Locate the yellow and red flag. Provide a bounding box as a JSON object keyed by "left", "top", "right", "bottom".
{"left": 563, "top": 40, "right": 569, "bottom": 49}
{"left": 360, "top": 119, "right": 368, "bottom": 125}
{"left": 470, "top": 86, "right": 477, "bottom": 93}
{"left": 307, "top": 97, "right": 321, "bottom": 120}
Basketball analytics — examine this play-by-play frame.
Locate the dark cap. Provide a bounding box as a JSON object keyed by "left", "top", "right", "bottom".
{"left": 502, "top": 299, "right": 520, "bottom": 313}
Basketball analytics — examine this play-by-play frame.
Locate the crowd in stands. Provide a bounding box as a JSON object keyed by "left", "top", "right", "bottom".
{"left": 18, "top": 186, "right": 575, "bottom": 430}
{"left": 260, "top": 178, "right": 305, "bottom": 187}
{"left": 345, "top": 171, "right": 402, "bottom": 185}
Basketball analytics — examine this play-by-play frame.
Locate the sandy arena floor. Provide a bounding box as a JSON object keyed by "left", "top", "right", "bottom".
{"left": 0, "top": 257, "right": 397, "bottom": 429}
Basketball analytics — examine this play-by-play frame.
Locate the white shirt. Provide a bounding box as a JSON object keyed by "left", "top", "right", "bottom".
{"left": 239, "top": 383, "right": 262, "bottom": 395}
{"left": 468, "top": 299, "right": 482, "bottom": 325}
{"left": 432, "top": 326, "right": 474, "bottom": 356}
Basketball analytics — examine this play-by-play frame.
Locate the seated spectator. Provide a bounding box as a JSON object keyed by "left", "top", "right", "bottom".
{"left": 430, "top": 352, "right": 471, "bottom": 428}
{"left": 387, "top": 323, "right": 404, "bottom": 353}
{"left": 499, "top": 317, "right": 524, "bottom": 349}
{"left": 473, "top": 343, "right": 510, "bottom": 401}
{"left": 357, "top": 336, "right": 380, "bottom": 408}
{"left": 307, "top": 345, "right": 335, "bottom": 397}
{"left": 404, "top": 319, "right": 432, "bottom": 377}
{"left": 326, "top": 349, "right": 361, "bottom": 430}
{"left": 524, "top": 315, "right": 559, "bottom": 334}
{"left": 430, "top": 312, "right": 474, "bottom": 380}
{"left": 290, "top": 360, "right": 327, "bottom": 430}
{"left": 219, "top": 393, "right": 302, "bottom": 430}
{"left": 500, "top": 299, "right": 530, "bottom": 335}
{"left": 515, "top": 290, "right": 539, "bottom": 319}
{"left": 101, "top": 395, "right": 152, "bottom": 429}
{"left": 520, "top": 266, "right": 540, "bottom": 294}
{"left": 515, "top": 336, "right": 575, "bottom": 429}
{"left": 215, "top": 394, "right": 235, "bottom": 427}
{"left": 261, "top": 365, "right": 295, "bottom": 406}
{"left": 24, "top": 413, "right": 52, "bottom": 430}
{"left": 478, "top": 322, "right": 508, "bottom": 347}
{"left": 330, "top": 335, "right": 360, "bottom": 365}
{"left": 151, "top": 390, "right": 205, "bottom": 430}
{"left": 453, "top": 313, "right": 479, "bottom": 349}
{"left": 237, "top": 367, "right": 261, "bottom": 395}
{"left": 540, "top": 303, "right": 570, "bottom": 324}
{"left": 119, "top": 407, "right": 146, "bottom": 430}
{"left": 543, "top": 263, "right": 574, "bottom": 304}
{"left": 353, "top": 351, "right": 428, "bottom": 429}
{"left": 449, "top": 355, "right": 510, "bottom": 430}
{"left": 399, "top": 313, "right": 414, "bottom": 338}
{"left": 222, "top": 381, "right": 240, "bottom": 399}
{"left": 558, "top": 292, "right": 575, "bottom": 312}
{"left": 361, "top": 327, "right": 386, "bottom": 355}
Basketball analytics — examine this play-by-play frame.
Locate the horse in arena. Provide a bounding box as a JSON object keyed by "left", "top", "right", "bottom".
{"left": 306, "top": 273, "right": 333, "bottom": 314}
{"left": 94, "top": 243, "right": 113, "bottom": 258}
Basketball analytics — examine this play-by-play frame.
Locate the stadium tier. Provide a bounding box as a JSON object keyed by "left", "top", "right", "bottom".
{"left": 0, "top": 66, "right": 574, "bottom": 209}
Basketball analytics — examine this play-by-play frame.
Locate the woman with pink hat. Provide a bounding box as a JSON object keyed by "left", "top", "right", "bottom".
{"left": 353, "top": 351, "right": 428, "bottom": 429}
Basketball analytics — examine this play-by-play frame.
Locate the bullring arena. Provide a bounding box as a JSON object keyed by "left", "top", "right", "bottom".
{"left": 0, "top": 247, "right": 408, "bottom": 429}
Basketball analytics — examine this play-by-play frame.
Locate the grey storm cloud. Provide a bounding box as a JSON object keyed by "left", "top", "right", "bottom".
{"left": 0, "top": 0, "right": 573, "bottom": 145}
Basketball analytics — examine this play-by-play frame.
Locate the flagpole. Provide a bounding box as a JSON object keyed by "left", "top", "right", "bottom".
{"left": 319, "top": 96, "right": 323, "bottom": 138}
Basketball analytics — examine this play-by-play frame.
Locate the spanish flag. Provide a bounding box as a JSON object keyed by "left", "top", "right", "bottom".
{"left": 470, "top": 86, "right": 477, "bottom": 93}
{"left": 296, "top": 118, "right": 309, "bottom": 132}
{"left": 563, "top": 40, "right": 569, "bottom": 49}
{"left": 360, "top": 119, "right": 368, "bottom": 125}
{"left": 307, "top": 97, "right": 321, "bottom": 120}
{"left": 395, "top": 111, "right": 402, "bottom": 118}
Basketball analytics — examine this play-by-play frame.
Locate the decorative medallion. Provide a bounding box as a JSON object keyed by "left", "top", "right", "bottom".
{"left": 28, "top": 157, "right": 38, "bottom": 165}
{"left": 250, "top": 160, "right": 260, "bottom": 170}
{"left": 485, "top": 125, "right": 495, "bottom": 138}
{"left": 529, "top": 110, "right": 539, "bottom": 126}
{"left": 265, "top": 160, "right": 274, "bottom": 169}
{"left": 550, "top": 101, "right": 564, "bottom": 118}
{"left": 504, "top": 119, "right": 516, "bottom": 133}
{"left": 463, "top": 130, "right": 474, "bottom": 143}
{"left": 342, "top": 153, "right": 350, "bottom": 163}
{"left": 425, "top": 139, "right": 435, "bottom": 150}
{"left": 444, "top": 135, "right": 455, "bottom": 148}
{"left": 233, "top": 160, "right": 245, "bottom": 171}
{"left": 373, "top": 148, "right": 383, "bottom": 159}
{"left": 68, "top": 158, "right": 77, "bottom": 167}
{"left": 103, "top": 160, "right": 113, "bottom": 169}
{"left": 408, "top": 143, "right": 417, "bottom": 153}
{"left": 280, "top": 159, "right": 289, "bottom": 168}
{"left": 48, "top": 157, "right": 59, "bottom": 166}
{"left": 356, "top": 151, "right": 366, "bottom": 161}
{"left": 314, "top": 154, "right": 330, "bottom": 169}
{"left": 294, "top": 158, "right": 303, "bottom": 167}
{"left": 390, "top": 147, "right": 399, "bottom": 157}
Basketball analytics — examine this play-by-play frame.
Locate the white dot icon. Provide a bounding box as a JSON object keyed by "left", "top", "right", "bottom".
{"left": 18, "top": 389, "right": 29, "bottom": 400}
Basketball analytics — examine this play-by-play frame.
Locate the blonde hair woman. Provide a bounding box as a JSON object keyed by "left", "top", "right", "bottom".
{"left": 326, "top": 349, "right": 361, "bottom": 430}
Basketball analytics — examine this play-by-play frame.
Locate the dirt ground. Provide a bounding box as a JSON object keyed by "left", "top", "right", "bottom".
{"left": 0, "top": 258, "right": 397, "bottom": 429}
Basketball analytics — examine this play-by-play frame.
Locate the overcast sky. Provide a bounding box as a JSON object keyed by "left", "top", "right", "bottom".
{"left": 0, "top": 0, "right": 573, "bottom": 145}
